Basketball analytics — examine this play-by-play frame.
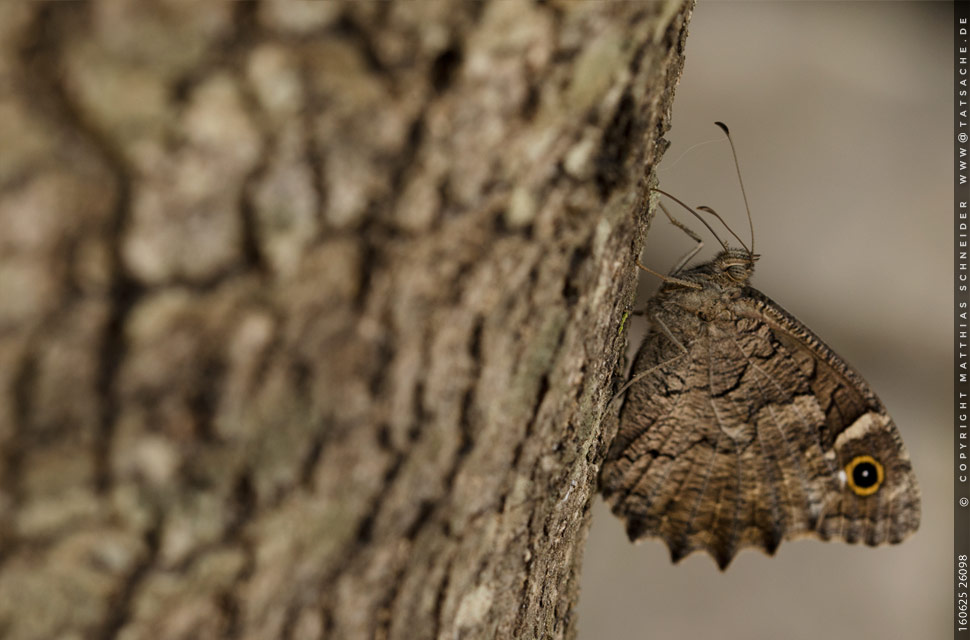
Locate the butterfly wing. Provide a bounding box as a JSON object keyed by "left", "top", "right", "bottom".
{"left": 601, "top": 287, "right": 920, "bottom": 569}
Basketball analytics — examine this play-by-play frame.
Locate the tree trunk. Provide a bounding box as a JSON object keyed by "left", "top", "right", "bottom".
{"left": 0, "top": 2, "right": 692, "bottom": 638}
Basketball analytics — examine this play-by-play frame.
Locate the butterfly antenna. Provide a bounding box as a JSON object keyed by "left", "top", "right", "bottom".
{"left": 695, "top": 205, "right": 749, "bottom": 253}
{"left": 714, "top": 122, "right": 755, "bottom": 256}
{"left": 651, "top": 188, "right": 730, "bottom": 252}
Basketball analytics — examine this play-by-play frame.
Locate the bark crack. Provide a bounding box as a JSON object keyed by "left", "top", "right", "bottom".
{"left": 97, "top": 516, "right": 163, "bottom": 640}
{"left": 17, "top": 2, "right": 142, "bottom": 496}
{"left": 6, "top": 346, "right": 36, "bottom": 511}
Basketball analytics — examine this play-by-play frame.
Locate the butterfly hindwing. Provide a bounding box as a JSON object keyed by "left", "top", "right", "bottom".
{"left": 601, "top": 277, "right": 920, "bottom": 569}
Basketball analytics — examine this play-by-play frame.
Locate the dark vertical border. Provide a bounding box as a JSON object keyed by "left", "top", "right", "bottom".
{"left": 956, "top": 3, "right": 970, "bottom": 638}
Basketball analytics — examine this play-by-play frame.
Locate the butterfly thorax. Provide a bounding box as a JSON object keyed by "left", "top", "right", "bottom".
{"left": 648, "top": 249, "right": 758, "bottom": 328}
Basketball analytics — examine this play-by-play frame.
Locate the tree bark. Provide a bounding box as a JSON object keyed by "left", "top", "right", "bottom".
{"left": 0, "top": 1, "right": 692, "bottom": 638}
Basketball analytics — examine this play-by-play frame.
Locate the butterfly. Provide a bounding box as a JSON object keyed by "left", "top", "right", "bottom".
{"left": 599, "top": 123, "right": 920, "bottom": 570}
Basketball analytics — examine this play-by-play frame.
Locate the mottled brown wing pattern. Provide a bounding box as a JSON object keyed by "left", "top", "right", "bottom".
{"left": 601, "top": 286, "right": 920, "bottom": 569}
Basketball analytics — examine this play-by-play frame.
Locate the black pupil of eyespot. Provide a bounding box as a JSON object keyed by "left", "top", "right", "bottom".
{"left": 852, "top": 461, "right": 878, "bottom": 488}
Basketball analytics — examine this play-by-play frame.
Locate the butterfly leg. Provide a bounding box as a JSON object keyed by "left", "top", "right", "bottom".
{"left": 635, "top": 260, "right": 701, "bottom": 290}
{"left": 610, "top": 316, "right": 688, "bottom": 406}
{"left": 633, "top": 203, "right": 704, "bottom": 290}
{"left": 659, "top": 201, "right": 704, "bottom": 275}
{"left": 610, "top": 350, "right": 688, "bottom": 406}
{"left": 653, "top": 315, "right": 688, "bottom": 354}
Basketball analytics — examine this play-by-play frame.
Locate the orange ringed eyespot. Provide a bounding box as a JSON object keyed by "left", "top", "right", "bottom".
{"left": 844, "top": 455, "right": 884, "bottom": 496}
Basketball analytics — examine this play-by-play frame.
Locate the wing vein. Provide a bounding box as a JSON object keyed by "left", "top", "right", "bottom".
{"left": 616, "top": 324, "right": 710, "bottom": 513}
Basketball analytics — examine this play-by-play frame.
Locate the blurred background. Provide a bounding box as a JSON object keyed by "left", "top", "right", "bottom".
{"left": 580, "top": 2, "right": 951, "bottom": 638}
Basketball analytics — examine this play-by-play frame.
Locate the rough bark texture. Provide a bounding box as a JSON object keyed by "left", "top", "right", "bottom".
{"left": 0, "top": 2, "right": 691, "bottom": 639}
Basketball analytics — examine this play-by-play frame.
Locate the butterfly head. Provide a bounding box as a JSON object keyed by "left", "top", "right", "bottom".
{"left": 711, "top": 248, "right": 759, "bottom": 285}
